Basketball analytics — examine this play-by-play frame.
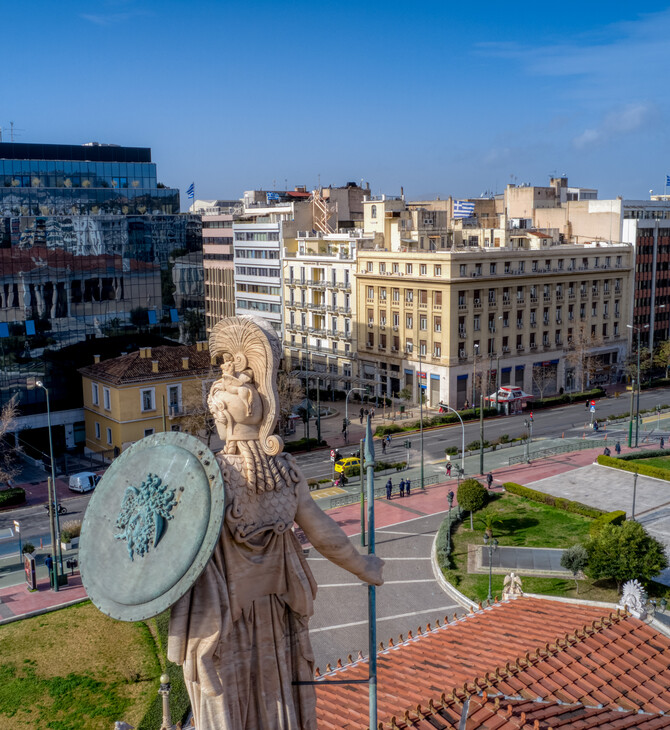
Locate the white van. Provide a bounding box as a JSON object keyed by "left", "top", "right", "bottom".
{"left": 68, "top": 472, "right": 100, "bottom": 493}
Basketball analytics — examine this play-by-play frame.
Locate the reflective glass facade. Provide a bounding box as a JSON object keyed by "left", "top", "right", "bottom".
{"left": 0, "top": 144, "right": 204, "bottom": 418}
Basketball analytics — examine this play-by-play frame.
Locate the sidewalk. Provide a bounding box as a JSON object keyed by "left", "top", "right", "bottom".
{"left": 0, "top": 439, "right": 635, "bottom": 624}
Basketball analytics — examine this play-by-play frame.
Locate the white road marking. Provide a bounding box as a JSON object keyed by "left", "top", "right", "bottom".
{"left": 377, "top": 530, "right": 434, "bottom": 537}
{"left": 310, "top": 605, "right": 457, "bottom": 633}
{"left": 307, "top": 556, "right": 431, "bottom": 561}
{"left": 318, "top": 579, "right": 435, "bottom": 588}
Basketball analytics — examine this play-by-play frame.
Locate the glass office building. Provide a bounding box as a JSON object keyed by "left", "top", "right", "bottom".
{"left": 0, "top": 143, "right": 204, "bottom": 434}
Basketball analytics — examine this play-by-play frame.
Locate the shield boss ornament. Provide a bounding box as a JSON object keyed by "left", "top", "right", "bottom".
{"left": 80, "top": 432, "right": 225, "bottom": 621}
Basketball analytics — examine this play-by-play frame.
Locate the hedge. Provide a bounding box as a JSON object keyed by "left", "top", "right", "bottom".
{"left": 137, "top": 610, "right": 190, "bottom": 730}
{"left": 502, "top": 482, "right": 605, "bottom": 518}
{"left": 531, "top": 387, "right": 605, "bottom": 411}
{"left": 589, "top": 510, "right": 627, "bottom": 537}
{"left": 612, "top": 449, "right": 670, "bottom": 461}
{"left": 435, "top": 505, "right": 463, "bottom": 569}
{"left": 0, "top": 487, "right": 26, "bottom": 508}
{"left": 283, "top": 437, "right": 327, "bottom": 453}
{"left": 596, "top": 454, "right": 670, "bottom": 482}
{"left": 373, "top": 407, "right": 498, "bottom": 438}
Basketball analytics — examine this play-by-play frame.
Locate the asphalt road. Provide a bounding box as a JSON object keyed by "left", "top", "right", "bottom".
{"left": 296, "top": 390, "right": 670, "bottom": 481}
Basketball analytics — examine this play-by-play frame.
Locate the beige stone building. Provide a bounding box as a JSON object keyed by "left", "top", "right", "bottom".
{"left": 355, "top": 242, "right": 633, "bottom": 409}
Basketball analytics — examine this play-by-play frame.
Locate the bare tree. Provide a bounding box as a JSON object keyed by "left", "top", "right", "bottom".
{"left": 179, "top": 372, "right": 217, "bottom": 447}
{"left": 531, "top": 364, "right": 557, "bottom": 399}
{"left": 277, "top": 370, "right": 304, "bottom": 437}
{"left": 564, "top": 323, "right": 603, "bottom": 392}
{"left": 623, "top": 346, "right": 651, "bottom": 383}
{"left": 0, "top": 396, "right": 20, "bottom": 486}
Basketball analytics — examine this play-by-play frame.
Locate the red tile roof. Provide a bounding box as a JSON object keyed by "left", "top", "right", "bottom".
{"left": 78, "top": 344, "right": 217, "bottom": 385}
{"left": 314, "top": 597, "right": 670, "bottom": 729}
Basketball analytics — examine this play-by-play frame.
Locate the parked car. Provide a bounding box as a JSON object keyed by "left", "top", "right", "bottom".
{"left": 334, "top": 457, "right": 360, "bottom": 474}
{"left": 68, "top": 472, "right": 101, "bottom": 493}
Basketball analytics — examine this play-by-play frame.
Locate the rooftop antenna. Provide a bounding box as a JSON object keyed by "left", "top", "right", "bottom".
{"left": 9, "top": 122, "right": 24, "bottom": 142}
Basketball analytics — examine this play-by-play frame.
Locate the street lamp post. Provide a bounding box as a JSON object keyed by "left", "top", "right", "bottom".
{"left": 345, "top": 387, "right": 365, "bottom": 445}
{"left": 36, "top": 380, "right": 63, "bottom": 583}
{"left": 472, "top": 344, "right": 479, "bottom": 415}
{"left": 627, "top": 324, "right": 649, "bottom": 448}
{"left": 418, "top": 346, "right": 424, "bottom": 490}
{"left": 483, "top": 532, "right": 499, "bottom": 601}
{"left": 439, "top": 402, "right": 466, "bottom": 477}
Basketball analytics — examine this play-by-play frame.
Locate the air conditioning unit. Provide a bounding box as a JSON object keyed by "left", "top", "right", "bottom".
{"left": 391, "top": 346, "right": 397, "bottom": 352}
{"left": 502, "top": 346, "right": 510, "bottom": 353}
{"left": 530, "top": 343, "right": 537, "bottom": 349}
{"left": 459, "top": 349, "right": 466, "bottom": 358}
{"left": 393, "top": 326, "right": 398, "bottom": 331}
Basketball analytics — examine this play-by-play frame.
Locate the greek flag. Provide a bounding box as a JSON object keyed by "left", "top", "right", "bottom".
{"left": 666, "top": 175, "right": 670, "bottom": 187}
{"left": 453, "top": 200, "right": 475, "bottom": 219}
{"left": 186, "top": 183, "right": 195, "bottom": 199}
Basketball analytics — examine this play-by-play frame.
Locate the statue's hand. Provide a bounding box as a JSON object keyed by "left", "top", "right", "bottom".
{"left": 357, "top": 555, "right": 385, "bottom": 586}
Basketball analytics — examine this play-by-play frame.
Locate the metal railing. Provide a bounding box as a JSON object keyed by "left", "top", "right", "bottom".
{"left": 508, "top": 439, "right": 602, "bottom": 465}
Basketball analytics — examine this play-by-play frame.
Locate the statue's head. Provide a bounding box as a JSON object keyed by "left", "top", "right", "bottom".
{"left": 208, "top": 316, "right": 283, "bottom": 455}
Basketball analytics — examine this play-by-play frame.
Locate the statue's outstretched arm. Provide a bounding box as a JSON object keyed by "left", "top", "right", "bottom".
{"left": 295, "top": 479, "right": 384, "bottom": 586}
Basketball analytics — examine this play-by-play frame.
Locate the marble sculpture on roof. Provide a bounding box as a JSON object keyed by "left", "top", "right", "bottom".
{"left": 167, "top": 315, "right": 384, "bottom": 730}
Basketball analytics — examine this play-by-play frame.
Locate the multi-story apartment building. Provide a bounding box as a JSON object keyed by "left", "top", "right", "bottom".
{"left": 356, "top": 241, "right": 633, "bottom": 409}
{"left": 233, "top": 189, "right": 313, "bottom": 332}
{"left": 283, "top": 229, "right": 373, "bottom": 393}
{"left": 0, "top": 141, "right": 203, "bottom": 450}
{"left": 198, "top": 200, "right": 240, "bottom": 335}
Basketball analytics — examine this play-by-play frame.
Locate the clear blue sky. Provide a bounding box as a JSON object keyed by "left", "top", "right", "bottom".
{"left": 3, "top": 1, "right": 670, "bottom": 202}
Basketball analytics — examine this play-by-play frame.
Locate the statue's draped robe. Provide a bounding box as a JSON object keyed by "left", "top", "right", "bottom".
{"left": 168, "top": 450, "right": 318, "bottom": 729}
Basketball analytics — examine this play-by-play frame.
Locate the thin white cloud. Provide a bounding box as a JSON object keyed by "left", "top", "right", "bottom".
{"left": 573, "top": 102, "right": 657, "bottom": 149}
{"left": 80, "top": 9, "right": 149, "bottom": 26}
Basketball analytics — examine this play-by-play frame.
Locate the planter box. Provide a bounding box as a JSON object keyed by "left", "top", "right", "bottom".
{"left": 60, "top": 536, "right": 79, "bottom": 551}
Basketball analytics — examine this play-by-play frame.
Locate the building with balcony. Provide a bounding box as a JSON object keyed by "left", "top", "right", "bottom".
{"left": 78, "top": 342, "right": 217, "bottom": 454}
{"left": 355, "top": 241, "right": 633, "bottom": 409}
{"left": 283, "top": 229, "right": 373, "bottom": 393}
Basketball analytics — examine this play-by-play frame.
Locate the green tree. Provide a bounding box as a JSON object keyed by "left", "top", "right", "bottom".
{"left": 560, "top": 544, "right": 588, "bottom": 593}
{"left": 585, "top": 520, "right": 668, "bottom": 590}
{"left": 398, "top": 387, "right": 412, "bottom": 403}
{"left": 457, "top": 478, "right": 487, "bottom": 530}
{"left": 653, "top": 339, "right": 670, "bottom": 379}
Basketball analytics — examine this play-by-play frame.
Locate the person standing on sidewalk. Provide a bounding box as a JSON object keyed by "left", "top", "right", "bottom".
{"left": 486, "top": 472, "right": 493, "bottom": 490}
{"left": 661, "top": 436, "right": 666, "bottom": 450}
{"left": 446, "top": 461, "right": 452, "bottom": 478}
{"left": 405, "top": 478, "right": 411, "bottom": 496}
{"left": 399, "top": 478, "right": 405, "bottom": 498}
{"left": 615, "top": 441, "right": 621, "bottom": 455}
{"left": 385, "top": 478, "right": 393, "bottom": 500}
{"left": 381, "top": 439, "right": 386, "bottom": 455}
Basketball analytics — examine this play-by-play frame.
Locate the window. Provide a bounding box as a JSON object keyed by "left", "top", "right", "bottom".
{"left": 406, "top": 264, "right": 413, "bottom": 275}
{"left": 420, "top": 316, "right": 427, "bottom": 330}
{"left": 406, "top": 315, "right": 413, "bottom": 328}
{"left": 489, "top": 263, "right": 497, "bottom": 275}
{"left": 366, "top": 261, "right": 373, "bottom": 272}
{"left": 434, "top": 265, "right": 441, "bottom": 276}
{"left": 367, "top": 286, "right": 374, "bottom": 299}
{"left": 434, "top": 343, "right": 441, "bottom": 357}
{"left": 420, "top": 340, "right": 427, "bottom": 356}
{"left": 392, "top": 288, "right": 400, "bottom": 302}
{"left": 434, "top": 291, "right": 442, "bottom": 306}
{"left": 168, "top": 385, "right": 181, "bottom": 414}
{"left": 420, "top": 264, "right": 427, "bottom": 275}
{"left": 406, "top": 290, "right": 414, "bottom": 303}
{"left": 371, "top": 205, "right": 377, "bottom": 219}
{"left": 393, "top": 312, "right": 400, "bottom": 326}
{"left": 518, "top": 261, "right": 525, "bottom": 273}
{"left": 144, "top": 428, "right": 155, "bottom": 438}
{"left": 380, "top": 288, "right": 387, "bottom": 300}
{"left": 106, "top": 427, "right": 112, "bottom": 445}
{"left": 434, "top": 316, "right": 442, "bottom": 332}
{"left": 91, "top": 382, "right": 99, "bottom": 406}
{"left": 141, "top": 388, "right": 155, "bottom": 412}
{"left": 379, "top": 262, "right": 386, "bottom": 273}
{"left": 393, "top": 263, "right": 399, "bottom": 274}
{"left": 406, "top": 339, "right": 413, "bottom": 353}
{"left": 419, "top": 290, "right": 428, "bottom": 305}
{"left": 103, "top": 387, "right": 111, "bottom": 411}
{"left": 94, "top": 422, "right": 101, "bottom": 439}
{"left": 460, "top": 264, "right": 467, "bottom": 277}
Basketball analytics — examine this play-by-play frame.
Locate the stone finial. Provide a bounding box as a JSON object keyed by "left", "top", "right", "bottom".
{"left": 502, "top": 571, "right": 523, "bottom": 600}
{"left": 617, "top": 579, "right": 647, "bottom": 619}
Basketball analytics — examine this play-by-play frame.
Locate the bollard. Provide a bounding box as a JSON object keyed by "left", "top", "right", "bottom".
{"left": 158, "top": 674, "right": 172, "bottom": 730}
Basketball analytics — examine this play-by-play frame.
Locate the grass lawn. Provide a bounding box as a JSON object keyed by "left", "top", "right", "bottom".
{"left": 0, "top": 602, "right": 161, "bottom": 730}
{"left": 628, "top": 456, "right": 670, "bottom": 472}
{"left": 442, "top": 493, "right": 620, "bottom": 604}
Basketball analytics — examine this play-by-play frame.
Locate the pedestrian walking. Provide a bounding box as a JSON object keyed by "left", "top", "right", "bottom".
{"left": 370, "top": 408, "right": 375, "bottom": 419}
{"left": 486, "top": 472, "right": 493, "bottom": 490}
{"left": 399, "top": 478, "right": 405, "bottom": 498}
{"left": 615, "top": 440, "right": 621, "bottom": 455}
{"left": 446, "top": 461, "right": 452, "bottom": 478}
{"left": 385, "top": 478, "right": 393, "bottom": 500}
{"left": 405, "top": 478, "right": 411, "bottom": 496}
{"left": 45, "top": 555, "right": 53, "bottom": 585}
{"left": 661, "top": 436, "right": 666, "bottom": 450}
{"left": 381, "top": 439, "right": 386, "bottom": 455}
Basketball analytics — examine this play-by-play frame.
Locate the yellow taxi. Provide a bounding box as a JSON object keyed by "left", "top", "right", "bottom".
{"left": 334, "top": 456, "right": 361, "bottom": 474}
